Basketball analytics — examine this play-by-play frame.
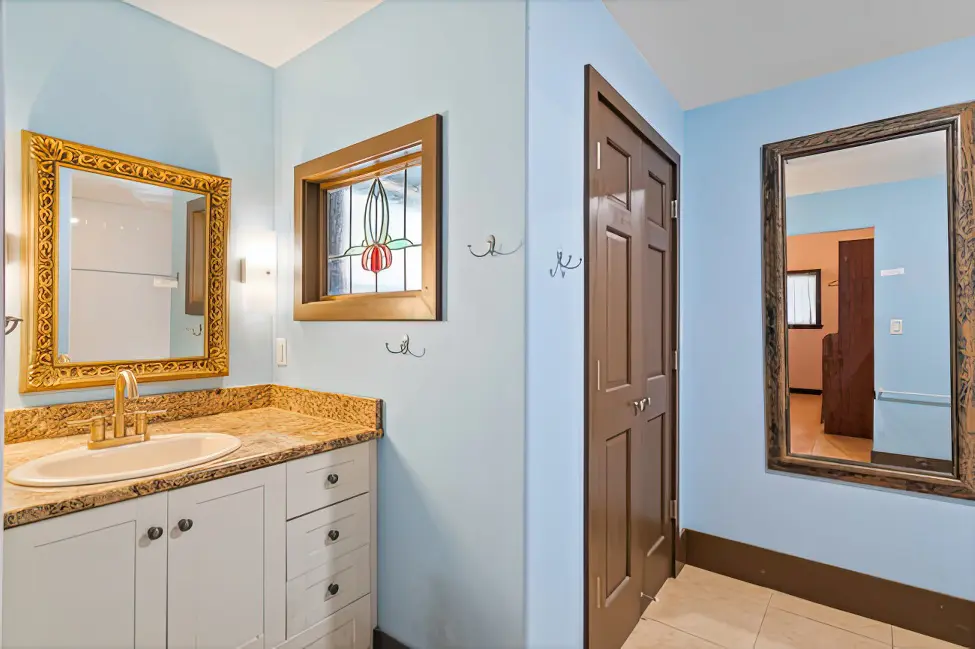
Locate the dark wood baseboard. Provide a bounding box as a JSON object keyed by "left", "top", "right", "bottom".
{"left": 685, "top": 530, "right": 974, "bottom": 647}
{"left": 789, "top": 387, "right": 823, "bottom": 395}
{"left": 374, "top": 628, "right": 410, "bottom": 649}
{"left": 871, "top": 450, "right": 954, "bottom": 474}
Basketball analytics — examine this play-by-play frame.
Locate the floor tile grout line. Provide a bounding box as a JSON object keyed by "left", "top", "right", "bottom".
{"left": 765, "top": 599, "right": 895, "bottom": 645}
{"left": 752, "top": 592, "right": 773, "bottom": 649}
{"left": 643, "top": 615, "right": 738, "bottom": 649}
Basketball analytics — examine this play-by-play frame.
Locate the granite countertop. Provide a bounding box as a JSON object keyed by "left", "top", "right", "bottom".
{"left": 3, "top": 407, "right": 382, "bottom": 529}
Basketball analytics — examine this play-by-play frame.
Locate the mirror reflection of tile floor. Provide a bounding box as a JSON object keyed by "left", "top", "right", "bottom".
{"left": 788, "top": 393, "right": 872, "bottom": 463}
{"left": 624, "top": 566, "right": 963, "bottom": 649}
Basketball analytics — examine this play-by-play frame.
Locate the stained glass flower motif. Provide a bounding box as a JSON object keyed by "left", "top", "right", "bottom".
{"left": 326, "top": 163, "right": 422, "bottom": 295}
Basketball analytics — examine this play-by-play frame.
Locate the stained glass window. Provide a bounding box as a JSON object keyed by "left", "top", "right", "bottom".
{"left": 324, "top": 159, "right": 423, "bottom": 296}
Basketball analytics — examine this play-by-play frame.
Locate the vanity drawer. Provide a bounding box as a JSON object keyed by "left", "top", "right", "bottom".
{"left": 287, "top": 444, "right": 370, "bottom": 519}
{"left": 287, "top": 493, "right": 370, "bottom": 580}
{"left": 276, "top": 595, "right": 371, "bottom": 649}
{"left": 286, "top": 544, "right": 371, "bottom": 637}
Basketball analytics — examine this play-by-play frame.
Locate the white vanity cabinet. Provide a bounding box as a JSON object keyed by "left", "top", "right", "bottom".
{"left": 2, "top": 492, "right": 169, "bottom": 649}
{"left": 3, "top": 440, "right": 378, "bottom": 649}
{"left": 167, "top": 465, "right": 287, "bottom": 649}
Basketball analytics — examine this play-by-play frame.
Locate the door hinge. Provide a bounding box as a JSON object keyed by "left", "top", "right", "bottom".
{"left": 673, "top": 349, "right": 679, "bottom": 372}
{"left": 595, "top": 576, "right": 602, "bottom": 609}
{"left": 670, "top": 199, "right": 678, "bottom": 220}
{"left": 596, "top": 360, "right": 601, "bottom": 391}
{"left": 670, "top": 499, "right": 678, "bottom": 520}
{"left": 596, "top": 141, "right": 601, "bottom": 170}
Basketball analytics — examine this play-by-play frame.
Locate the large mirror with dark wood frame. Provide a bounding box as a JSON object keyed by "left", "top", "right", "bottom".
{"left": 762, "top": 103, "right": 975, "bottom": 500}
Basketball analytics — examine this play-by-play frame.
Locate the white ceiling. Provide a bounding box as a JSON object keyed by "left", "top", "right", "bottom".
{"left": 123, "top": 0, "right": 383, "bottom": 68}
{"left": 603, "top": 0, "right": 975, "bottom": 109}
{"left": 785, "top": 131, "right": 946, "bottom": 197}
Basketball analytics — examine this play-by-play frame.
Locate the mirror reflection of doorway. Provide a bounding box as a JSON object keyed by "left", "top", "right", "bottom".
{"left": 787, "top": 228, "right": 875, "bottom": 463}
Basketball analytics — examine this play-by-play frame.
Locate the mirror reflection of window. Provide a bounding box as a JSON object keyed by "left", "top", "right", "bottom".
{"left": 56, "top": 168, "right": 206, "bottom": 363}
{"left": 783, "top": 131, "right": 952, "bottom": 471}
{"left": 786, "top": 270, "right": 821, "bottom": 328}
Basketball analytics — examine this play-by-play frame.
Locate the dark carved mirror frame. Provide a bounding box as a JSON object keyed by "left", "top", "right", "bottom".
{"left": 762, "top": 102, "right": 975, "bottom": 500}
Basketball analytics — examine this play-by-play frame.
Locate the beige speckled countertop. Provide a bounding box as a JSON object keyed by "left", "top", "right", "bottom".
{"left": 3, "top": 407, "right": 381, "bottom": 529}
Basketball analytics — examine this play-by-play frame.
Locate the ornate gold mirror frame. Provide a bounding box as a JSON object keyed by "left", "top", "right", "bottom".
{"left": 762, "top": 103, "right": 975, "bottom": 500}
{"left": 20, "top": 131, "right": 231, "bottom": 393}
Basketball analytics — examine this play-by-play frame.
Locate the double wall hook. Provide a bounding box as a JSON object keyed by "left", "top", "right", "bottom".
{"left": 468, "top": 235, "right": 523, "bottom": 258}
{"left": 186, "top": 324, "right": 203, "bottom": 337}
{"left": 550, "top": 249, "right": 582, "bottom": 278}
{"left": 385, "top": 334, "right": 425, "bottom": 358}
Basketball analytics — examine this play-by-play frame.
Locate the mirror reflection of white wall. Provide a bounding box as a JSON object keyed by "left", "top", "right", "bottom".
{"left": 784, "top": 131, "right": 951, "bottom": 466}
{"left": 56, "top": 168, "right": 205, "bottom": 363}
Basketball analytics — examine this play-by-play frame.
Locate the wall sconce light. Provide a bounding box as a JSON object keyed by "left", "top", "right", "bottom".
{"left": 240, "top": 231, "right": 277, "bottom": 313}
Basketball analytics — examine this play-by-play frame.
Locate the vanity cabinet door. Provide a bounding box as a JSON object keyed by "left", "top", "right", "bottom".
{"left": 2, "top": 494, "right": 168, "bottom": 649}
{"left": 167, "top": 465, "right": 286, "bottom": 649}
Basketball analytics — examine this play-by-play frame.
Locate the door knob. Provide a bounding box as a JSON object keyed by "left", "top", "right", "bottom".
{"left": 327, "top": 529, "right": 340, "bottom": 542}
{"left": 632, "top": 398, "right": 648, "bottom": 414}
{"left": 177, "top": 519, "right": 193, "bottom": 532}
{"left": 326, "top": 473, "right": 339, "bottom": 485}
{"left": 147, "top": 526, "right": 163, "bottom": 541}
{"left": 327, "top": 583, "right": 340, "bottom": 597}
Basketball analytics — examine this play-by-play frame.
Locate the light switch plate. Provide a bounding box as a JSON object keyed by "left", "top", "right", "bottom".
{"left": 890, "top": 319, "right": 903, "bottom": 335}
{"left": 275, "top": 338, "right": 288, "bottom": 366}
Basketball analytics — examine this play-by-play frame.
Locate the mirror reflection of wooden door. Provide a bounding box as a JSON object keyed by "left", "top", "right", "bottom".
{"left": 587, "top": 79, "right": 677, "bottom": 649}
{"left": 824, "top": 238, "right": 874, "bottom": 438}
{"left": 185, "top": 197, "right": 207, "bottom": 316}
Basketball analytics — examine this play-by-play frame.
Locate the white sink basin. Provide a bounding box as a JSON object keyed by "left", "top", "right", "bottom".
{"left": 7, "top": 433, "right": 242, "bottom": 488}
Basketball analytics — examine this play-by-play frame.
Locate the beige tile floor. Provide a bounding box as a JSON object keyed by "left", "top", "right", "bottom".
{"left": 624, "top": 566, "right": 964, "bottom": 649}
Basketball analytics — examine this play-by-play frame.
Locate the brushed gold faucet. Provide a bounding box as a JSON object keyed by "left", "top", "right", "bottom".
{"left": 68, "top": 370, "right": 166, "bottom": 450}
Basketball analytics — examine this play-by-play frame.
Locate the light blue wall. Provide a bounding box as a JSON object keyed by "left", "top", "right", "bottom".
{"left": 684, "top": 37, "right": 975, "bottom": 599}
{"left": 787, "top": 177, "right": 951, "bottom": 460}
{"left": 273, "top": 2, "right": 527, "bottom": 647}
{"left": 3, "top": 0, "right": 275, "bottom": 408}
{"left": 525, "top": 1, "right": 684, "bottom": 646}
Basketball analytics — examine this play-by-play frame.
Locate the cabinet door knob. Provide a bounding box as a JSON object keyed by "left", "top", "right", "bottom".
{"left": 327, "top": 529, "right": 340, "bottom": 542}
{"left": 177, "top": 518, "right": 193, "bottom": 532}
{"left": 326, "top": 473, "right": 339, "bottom": 485}
{"left": 327, "top": 583, "right": 340, "bottom": 597}
{"left": 147, "top": 526, "right": 163, "bottom": 541}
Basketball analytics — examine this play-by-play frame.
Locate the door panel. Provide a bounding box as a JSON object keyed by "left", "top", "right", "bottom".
{"left": 604, "top": 429, "right": 631, "bottom": 598}
{"left": 588, "top": 86, "right": 678, "bottom": 649}
{"left": 168, "top": 465, "right": 286, "bottom": 649}
{"left": 605, "top": 230, "right": 632, "bottom": 390}
{"left": 2, "top": 494, "right": 167, "bottom": 649}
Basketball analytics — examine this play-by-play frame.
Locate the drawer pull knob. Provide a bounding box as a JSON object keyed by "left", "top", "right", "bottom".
{"left": 327, "top": 583, "right": 340, "bottom": 597}
{"left": 147, "top": 526, "right": 163, "bottom": 541}
{"left": 177, "top": 519, "right": 193, "bottom": 532}
{"left": 326, "top": 473, "right": 340, "bottom": 485}
{"left": 327, "top": 529, "right": 340, "bottom": 542}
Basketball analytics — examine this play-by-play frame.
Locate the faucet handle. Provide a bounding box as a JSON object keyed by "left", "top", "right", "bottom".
{"left": 68, "top": 415, "right": 107, "bottom": 443}
{"left": 134, "top": 410, "right": 167, "bottom": 437}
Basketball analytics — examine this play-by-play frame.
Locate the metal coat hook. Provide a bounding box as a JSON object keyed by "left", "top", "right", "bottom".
{"left": 550, "top": 249, "right": 582, "bottom": 278}
{"left": 385, "top": 334, "right": 425, "bottom": 358}
{"left": 468, "top": 235, "right": 523, "bottom": 258}
{"left": 186, "top": 324, "right": 203, "bottom": 337}
{"left": 4, "top": 316, "right": 23, "bottom": 336}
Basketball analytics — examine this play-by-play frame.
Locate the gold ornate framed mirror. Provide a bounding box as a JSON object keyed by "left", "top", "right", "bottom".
{"left": 762, "top": 102, "right": 975, "bottom": 500}
{"left": 20, "top": 131, "right": 231, "bottom": 393}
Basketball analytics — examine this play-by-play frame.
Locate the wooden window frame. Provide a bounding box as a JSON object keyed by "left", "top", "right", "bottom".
{"left": 785, "top": 269, "right": 822, "bottom": 329}
{"left": 293, "top": 115, "right": 442, "bottom": 321}
{"left": 762, "top": 102, "right": 975, "bottom": 501}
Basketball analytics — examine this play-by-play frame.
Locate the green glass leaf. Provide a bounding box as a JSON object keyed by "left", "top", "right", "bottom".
{"left": 386, "top": 238, "right": 416, "bottom": 250}
{"left": 330, "top": 246, "right": 367, "bottom": 259}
